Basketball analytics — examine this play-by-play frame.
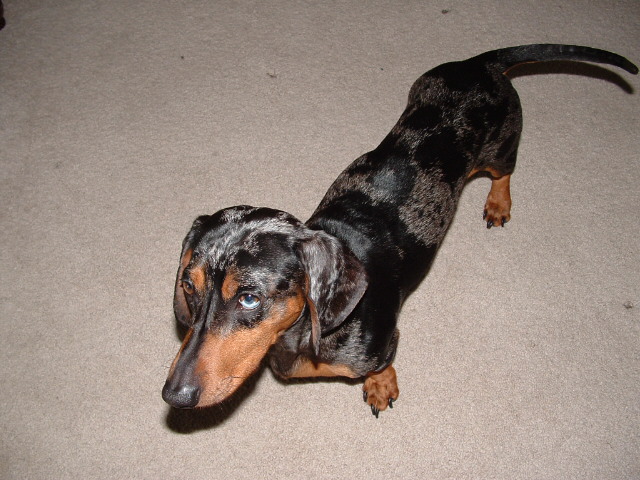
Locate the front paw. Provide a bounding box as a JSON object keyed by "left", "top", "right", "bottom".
{"left": 362, "top": 365, "right": 399, "bottom": 418}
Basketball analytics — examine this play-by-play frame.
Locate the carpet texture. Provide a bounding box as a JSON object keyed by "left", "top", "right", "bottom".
{"left": 1, "top": 1, "right": 638, "bottom": 479}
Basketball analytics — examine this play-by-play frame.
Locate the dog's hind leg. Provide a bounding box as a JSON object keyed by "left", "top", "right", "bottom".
{"left": 483, "top": 171, "right": 512, "bottom": 228}
{"left": 468, "top": 165, "right": 513, "bottom": 228}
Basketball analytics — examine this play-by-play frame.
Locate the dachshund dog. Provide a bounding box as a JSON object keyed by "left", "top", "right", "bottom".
{"left": 163, "top": 45, "right": 637, "bottom": 417}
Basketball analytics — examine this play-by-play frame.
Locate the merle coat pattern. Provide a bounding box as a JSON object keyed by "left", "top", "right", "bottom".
{"left": 163, "top": 44, "right": 637, "bottom": 417}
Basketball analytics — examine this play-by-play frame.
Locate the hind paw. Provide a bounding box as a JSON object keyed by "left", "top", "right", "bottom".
{"left": 483, "top": 205, "right": 510, "bottom": 229}
{"left": 483, "top": 174, "right": 512, "bottom": 229}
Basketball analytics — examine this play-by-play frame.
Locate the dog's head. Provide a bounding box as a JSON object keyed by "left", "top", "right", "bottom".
{"left": 162, "top": 206, "right": 367, "bottom": 408}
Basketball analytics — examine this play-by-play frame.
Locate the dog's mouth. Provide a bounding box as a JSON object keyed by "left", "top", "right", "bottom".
{"left": 195, "top": 375, "right": 246, "bottom": 408}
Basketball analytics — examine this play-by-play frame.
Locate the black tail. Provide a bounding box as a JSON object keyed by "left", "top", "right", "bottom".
{"left": 473, "top": 44, "right": 638, "bottom": 75}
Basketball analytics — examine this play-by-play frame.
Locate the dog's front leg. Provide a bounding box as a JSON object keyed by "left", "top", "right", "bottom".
{"left": 362, "top": 365, "right": 400, "bottom": 418}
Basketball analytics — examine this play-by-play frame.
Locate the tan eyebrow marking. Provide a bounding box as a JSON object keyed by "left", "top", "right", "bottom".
{"left": 221, "top": 268, "right": 240, "bottom": 301}
{"left": 189, "top": 265, "right": 206, "bottom": 293}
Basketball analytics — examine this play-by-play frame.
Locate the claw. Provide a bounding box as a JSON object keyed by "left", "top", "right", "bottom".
{"left": 388, "top": 398, "right": 395, "bottom": 409}
{"left": 371, "top": 405, "right": 379, "bottom": 418}
{"left": 483, "top": 210, "right": 487, "bottom": 220}
{"left": 363, "top": 390, "right": 368, "bottom": 402}
{"left": 486, "top": 220, "right": 493, "bottom": 229}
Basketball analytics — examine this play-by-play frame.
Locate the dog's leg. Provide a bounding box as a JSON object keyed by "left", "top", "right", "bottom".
{"left": 483, "top": 173, "right": 512, "bottom": 228}
{"left": 362, "top": 365, "right": 399, "bottom": 418}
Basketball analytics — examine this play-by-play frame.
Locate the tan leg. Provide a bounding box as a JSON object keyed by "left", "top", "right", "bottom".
{"left": 362, "top": 365, "right": 399, "bottom": 417}
{"left": 483, "top": 173, "right": 512, "bottom": 228}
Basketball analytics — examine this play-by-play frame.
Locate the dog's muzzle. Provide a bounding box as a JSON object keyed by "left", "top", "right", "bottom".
{"left": 162, "top": 379, "right": 200, "bottom": 409}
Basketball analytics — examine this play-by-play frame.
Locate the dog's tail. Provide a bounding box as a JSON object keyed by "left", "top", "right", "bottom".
{"left": 473, "top": 44, "right": 638, "bottom": 75}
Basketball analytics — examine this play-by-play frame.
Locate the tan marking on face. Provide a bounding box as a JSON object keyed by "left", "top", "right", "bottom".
{"left": 167, "top": 328, "right": 193, "bottom": 377}
{"left": 189, "top": 265, "right": 206, "bottom": 293}
{"left": 287, "top": 359, "right": 358, "bottom": 379}
{"left": 221, "top": 269, "right": 240, "bottom": 302}
{"left": 194, "top": 291, "right": 306, "bottom": 407}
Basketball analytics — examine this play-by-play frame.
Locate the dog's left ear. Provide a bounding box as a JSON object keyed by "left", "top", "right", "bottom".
{"left": 297, "top": 230, "right": 368, "bottom": 355}
{"left": 173, "top": 216, "right": 209, "bottom": 326}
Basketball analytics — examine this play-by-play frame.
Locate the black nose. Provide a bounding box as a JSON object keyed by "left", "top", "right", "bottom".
{"left": 162, "top": 380, "right": 200, "bottom": 409}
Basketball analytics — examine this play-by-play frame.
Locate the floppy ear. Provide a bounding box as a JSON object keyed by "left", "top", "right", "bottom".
{"left": 173, "top": 216, "right": 208, "bottom": 326}
{"left": 298, "top": 231, "right": 368, "bottom": 355}
{"left": 173, "top": 246, "right": 193, "bottom": 326}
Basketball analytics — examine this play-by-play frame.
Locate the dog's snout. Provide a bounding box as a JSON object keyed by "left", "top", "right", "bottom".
{"left": 162, "top": 380, "right": 200, "bottom": 409}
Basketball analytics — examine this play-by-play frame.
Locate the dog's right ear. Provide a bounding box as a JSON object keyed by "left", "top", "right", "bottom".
{"left": 173, "top": 217, "right": 208, "bottom": 326}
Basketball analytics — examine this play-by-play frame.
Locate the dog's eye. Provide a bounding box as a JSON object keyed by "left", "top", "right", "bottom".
{"left": 182, "top": 279, "right": 195, "bottom": 295}
{"left": 238, "top": 294, "right": 261, "bottom": 310}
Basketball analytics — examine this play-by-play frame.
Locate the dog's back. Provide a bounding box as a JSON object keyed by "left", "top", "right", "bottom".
{"left": 308, "top": 44, "right": 638, "bottom": 296}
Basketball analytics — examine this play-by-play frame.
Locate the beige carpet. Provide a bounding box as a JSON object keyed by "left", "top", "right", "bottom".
{"left": 1, "top": 1, "right": 638, "bottom": 479}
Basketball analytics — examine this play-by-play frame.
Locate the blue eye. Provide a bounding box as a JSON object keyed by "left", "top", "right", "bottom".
{"left": 238, "top": 294, "right": 261, "bottom": 310}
